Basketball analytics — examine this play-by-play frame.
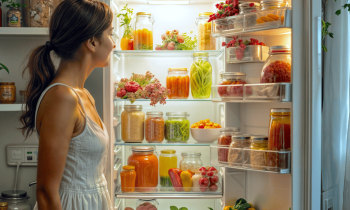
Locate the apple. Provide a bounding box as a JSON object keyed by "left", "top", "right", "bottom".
{"left": 209, "top": 184, "right": 218, "bottom": 191}
{"left": 209, "top": 175, "right": 219, "bottom": 184}
{"left": 199, "top": 177, "right": 209, "bottom": 187}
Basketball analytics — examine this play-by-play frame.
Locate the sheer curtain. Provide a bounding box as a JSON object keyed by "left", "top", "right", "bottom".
{"left": 323, "top": 0, "right": 350, "bottom": 209}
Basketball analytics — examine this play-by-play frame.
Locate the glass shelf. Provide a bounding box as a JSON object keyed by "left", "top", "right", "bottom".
{"left": 114, "top": 98, "right": 212, "bottom": 102}
{"left": 115, "top": 139, "right": 212, "bottom": 146}
{"left": 113, "top": 49, "right": 224, "bottom": 59}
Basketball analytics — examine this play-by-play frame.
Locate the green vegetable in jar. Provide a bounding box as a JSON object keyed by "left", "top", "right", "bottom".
{"left": 190, "top": 59, "right": 212, "bottom": 99}
{"left": 165, "top": 119, "right": 190, "bottom": 142}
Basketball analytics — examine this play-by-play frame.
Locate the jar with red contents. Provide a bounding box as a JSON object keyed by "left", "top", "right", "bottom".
{"left": 218, "top": 72, "right": 251, "bottom": 98}
{"left": 260, "top": 46, "right": 291, "bottom": 83}
{"left": 217, "top": 127, "right": 240, "bottom": 163}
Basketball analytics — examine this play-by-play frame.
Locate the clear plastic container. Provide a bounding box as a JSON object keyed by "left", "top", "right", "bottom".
{"left": 238, "top": 2, "right": 261, "bottom": 28}
{"left": 226, "top": 45, "right": 269, "bottom": 63}
{"left": 260, "top": 45, "right": 291, "bottom": 83}
{"left": 159, "top": 149, "right": 177, "bottom": 187}
{"left": 134, "top": 12, "right": 154, "bottom": 50}
{"left": 179, "top": 152, "right": 203, "bottom": 172}
{"left": 218, "top": 72, "right": 249, "bottom": 98}
{"left": 267, "top": 108, "right": 291, "bottom": 171}
{"left": 217, "top": 128, "right": 241, "bottom": 163}
{"left": 195, "top": 12, "right": 216, "bottom": 50}
{"left": 248, "top": 135, "right": 268, "bottom": 170}
{"left": 127, "top": 146, "right": 158, "bottom": 192}
{"left": 136, "top": 199, "right": 158, "bottom": 210}
{"left": 228, "top": 134, "right": 251, "bottom": 166}
{"left": 145, "top": 111, "right": 164, "bottom": 143}
{"left": 190, "top": 53, "right": 212, "bottom": 99}
{"left": 166, "top": 68, "right": 189, "bottom": 99}
{"left": 164, "top": 112, "right": 190, "bottom": 143}
{"left": 260, "top": 0, "right": 287, "bottom": 10}
{"left": 121, "top": 105, "right": 145, "bottom": 142}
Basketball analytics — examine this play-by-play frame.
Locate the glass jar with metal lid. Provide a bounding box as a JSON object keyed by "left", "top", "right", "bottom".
{"left": 249, "top": 135, "right": 268, "bottom": 170}
{"left": 121, "top": 105, "right": 145, "bottom": 142}
{"left": 165, "top": 112, "right": 190, "bottom": 142}
{"left": 134, "top": 12, "right": 154, "bottom": 50}
{"left": 218, "top": 72, "right": 249, "bottom": 98}
{"left": 166, "top": 68, "right": 189, "bottom": 99}
{"left": 228, "top": 134, "right": 251, "bottom": 166}
{"left": 145, "top": 111, "right": 164, "bottom": 143}
{"left": 217, "top": 128, "right": 241, "bottom": 163}
{"left": 260, "top": 0, "right": 288, "bottom": 10}
{"left": 0, "top": 190, "right": 31, "bottom": 210}
{"left": 159, "top": 149, "right": 177, "bottom": 186}
{"left": 179, "top": 152, "right": 203, "bottom": 171}
{"left": 195, "top": 12, "right": 216, "bottom": 50}
{"left": 0, "top": 82, "right": 16, "bottom": 104}
{"left": 260, "top": 45, "right": 291, "bottom": 83}
{"left": 120, "top": 165, "right": 136, "bottom": 192}
{"left": 136, "top": 199, "right": 159, "bottom": 209}
{"left": 127, "top": 146, "right": 158, "bottom": 191}
{"left": 190, "top": 52, "right": 212, "bottom": 99}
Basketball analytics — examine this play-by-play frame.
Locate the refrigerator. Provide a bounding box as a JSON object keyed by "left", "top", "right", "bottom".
{"left": 101, "top": 0, "right": 323, "bottom": 209}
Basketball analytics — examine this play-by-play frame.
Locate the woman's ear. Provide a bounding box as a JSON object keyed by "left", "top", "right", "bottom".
{"left": 86, "top": 37, "right": 97, "bottom": 52}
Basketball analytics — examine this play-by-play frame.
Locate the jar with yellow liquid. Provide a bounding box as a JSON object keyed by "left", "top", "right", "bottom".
{"left": 134, "top": 12, "right": 154, "bottom": 50}
{"left": 159, "top": 149, "right": 177, "bottom": 187}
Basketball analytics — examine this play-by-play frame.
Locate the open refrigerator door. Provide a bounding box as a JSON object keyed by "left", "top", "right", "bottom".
{"left": 102, "top": 0, "right": 322, "bottom": 210}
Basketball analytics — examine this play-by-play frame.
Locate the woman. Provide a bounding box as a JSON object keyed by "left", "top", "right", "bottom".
{"left": 20, "top": 0, "right": 116, "bottom": 209}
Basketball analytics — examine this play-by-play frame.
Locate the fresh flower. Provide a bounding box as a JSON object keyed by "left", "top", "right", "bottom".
{"left": 156, "top": 30, "right": 197, "bottom": 50}
{"left": 209, "top": 0, "right": 239, "bottom": 22}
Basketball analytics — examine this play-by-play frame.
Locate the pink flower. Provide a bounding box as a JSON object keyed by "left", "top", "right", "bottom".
{"left": 239, "top": 43, "right": 247, "bottom": 50}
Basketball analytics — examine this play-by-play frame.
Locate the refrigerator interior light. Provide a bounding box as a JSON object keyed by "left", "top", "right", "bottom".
{"left": 148, "top": 0, "right": 190, "bottom": 4}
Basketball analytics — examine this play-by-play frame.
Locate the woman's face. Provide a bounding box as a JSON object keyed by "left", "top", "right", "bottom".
{"left": 93, "top": 24, "right": 116, "bottom": 67}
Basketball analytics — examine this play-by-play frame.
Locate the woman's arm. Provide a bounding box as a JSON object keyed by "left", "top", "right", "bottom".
{"left": 35, "top": 86, "right": 80, "bottom": 210}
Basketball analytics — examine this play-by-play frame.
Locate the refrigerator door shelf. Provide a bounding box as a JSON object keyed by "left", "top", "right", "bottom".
{"left": 115, "top": 139, "right": 213, "bottom": 146}
{"left": 113, "top": 49, "right": 224, "bottom": 59}
{"left": 114, "top": 98, "right": 212, "bottom": 102}
{"left": 211, "top": 83, "right": 292, "bottom": 103}
{"left": 212, "top": 8, "right": 292, "bottom": 37}
{"left": 210, "top": 145, "right": 291, "bottom": 174}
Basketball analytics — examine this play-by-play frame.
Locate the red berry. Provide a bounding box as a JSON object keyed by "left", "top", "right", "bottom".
{"left": 208, "top": 167, "right": 217, "bottom": 171}
{"left": 199, "top": 177, "right": 209, "bottom": 187}
{"left": 199, "top": 167, "right": 207, "bottom": 171}
{"left": 209, "top": 175, "right": 219, "bottom": 184}
{"left": 201, "top": 171, "right": 207, "bottom": 176}
{"left": 207, "top": 171, "right": 214, "bottom": 177}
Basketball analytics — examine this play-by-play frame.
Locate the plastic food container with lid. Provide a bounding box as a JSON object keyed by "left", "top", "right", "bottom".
{"left": 179, "top": 152, "right": 203, "bottom": 171}
{"left": 166, "top": 68, "right": 189, "bottom": 99}
{"left": 134, "top": 12, "right": 154, "bottom": 50}
{"left": 217, "top": 128, "right": 241, "bottom": 163}
{"left": 217, "top": 72, "right": 250, "bottom": 99}
{"left": 145, "top": 111, "right": 164, "bottom": 143}
{"left": 164, "top": 112, "right": 190, "bottom": 142}
{"left": 238, "top": 2, "right": 261, "bottom": 29}
{"left": 226, "top": 44, "right": 269, "bottom": 63}
{"left": 0, "top": 190, "right": 31, "bottom": 210}
{"left": 227, "top": 134, "right": 251, "bottom": 166}
{"left": 195, "top": 12, "right": 216, "bottom": 50}
{"left": 121, "top": 105, "right": 145, "bottom": 142}
{"left": 260, "top": 0, "right": 288, "bottom": 10}
{"left": 190, "top": 52, "right": 212, "bottom": 99}
{"left": 127, "top": 146, "right": 158, "bottom": 192}
{"left": 260, "top": 45, "right": 291, "bottom": 83}
{"left": 244, "top": 135, "right": 269, "bottom": 170}
{"left": 159, "top": 149, "right": 177, "bottom": 187}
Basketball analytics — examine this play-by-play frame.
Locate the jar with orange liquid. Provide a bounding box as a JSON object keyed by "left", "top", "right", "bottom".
{"left": 127, "top": 146, "right": 158, "bottom": 192}
{"left": 120, "top": 24, "right": 134, "bottom": 50}
{"left": 267, "top": 108, "right": 291, "bottom": 172}
{"left": 134, "top": 12, "right": 154, "bottom": 50}
{"left": 166, "top": 68, "right": 190, "bottom": 99}
{"left": 120, "top": 165, "right": 136, "bottom": 192}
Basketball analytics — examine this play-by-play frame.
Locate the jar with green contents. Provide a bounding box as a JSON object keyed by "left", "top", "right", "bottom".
{"left": 190, "top": 52, "right": 212, "bottom": 99}
{"left": 159, "top": 150, "right": 177, "bottom": 187}
{"left": 165, "top": 112, "right": 190, "bottom": 142}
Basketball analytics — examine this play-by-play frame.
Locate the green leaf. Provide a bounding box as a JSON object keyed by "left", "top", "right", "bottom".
{"left": 329, "top": 33, "right": 334, "bottom": 38}
{"left": 322, "top": 44, "right": 328, "bottom": 52}
{"left": 170, "top": 206, "right": 178, "bottom": 210}
{"left": 0, "top": 63, "right": 9, "bottom": 74}
{"left": 208, "top": 208, "right": 213, "bottom": 210}
{"left": 179, "top": 208, "right": 188, "bottom": 210}
{"left": 335, "top": 10, "right": 341, "bottom": 15}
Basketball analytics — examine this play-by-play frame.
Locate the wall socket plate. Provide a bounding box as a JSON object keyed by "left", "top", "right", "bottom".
{"left": 7, "top": 144, "right": 39, "bottom": 166}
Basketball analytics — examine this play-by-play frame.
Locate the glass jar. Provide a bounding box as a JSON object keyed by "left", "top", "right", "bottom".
{"left": 0, "top": 83, "right": 16, "bottom": 104}
{"left": 0, "top": 191, "right": 31, "bottom": 210}
{"left": 260, "top": 0, "right": 287, "bottom": 10}
{"left": 249, "top": 135, "right": 268, "bottom": 170}
{"left": 218, "top": 72, "right": 250, "bottom": 98}
{"left": 217, "top": 128, "right": 240, "bottom": 163}
{"left": 190, "top": 53, "right": 212, "bottom": 99}
{"left": 0, "top": 202, "right": 8, "bottom": 210}
{"left": 164, "top": 112, "right": 190, "bottom": 142}
{"left": 134, "top": 12, "right": 154, "bottom": 50}
{"left": 136, "top": 199, "right": 158, "bottom": 209}
{"left": 267, "top": 108, "right": 291, "bottom": 171}
{"left": 195, "top": 12, "right": 216, "bottom": 50}
{"left": 7, "top": 7, "right": 21, "bottom": 27}
{"left": 127, "top": 146, "right": 158, "bottom": 192}
{"left": 159, "top": 149, "right": 177, "bottom": 187}
{"left": 166, "top": 68, "right": 189, "bottom": 99}
{"left": 120, "top": 24, "right": 134, "bottom": 50}
{"left": 260, "top": 45, "right": 291, "bottom": 83}
{"left": 121, "top": 105, "right": 145, "bottom": 142}
{"left": 179, "top": 152, "right": 203, "bottom": 172}
{"left": 120, "top": 165, "right": 136, "bottom": 192}
{"left": 228, "top": 134, "right": 251, "bottom": 166}
{"left": 145, "top": 112, "right": 164, "bottom": 143}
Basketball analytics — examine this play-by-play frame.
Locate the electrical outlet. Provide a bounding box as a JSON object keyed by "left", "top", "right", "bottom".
{"left": 7, "top": 145, "right": 39, "bottom": 166}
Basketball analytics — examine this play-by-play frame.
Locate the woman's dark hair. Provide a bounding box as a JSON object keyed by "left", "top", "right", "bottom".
{"left": 20, "top": 0, "right": 113, "bottom": 138}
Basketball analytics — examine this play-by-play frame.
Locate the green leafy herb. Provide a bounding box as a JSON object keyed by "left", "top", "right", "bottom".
{"left": 321, "top": 19, "right": 333, "bottom": 52}
{"left": 170, "top": 206, "right": 178, "bottom": 210}
{"left": 117, "top": 4, "right": 133, "bottom": 39}
{"left": 176, "top": 32, "right": 197, "bottom": 50}
{"left": 0, "top": 0, "right": 26, "bottom": 8}
{"left": 0, "top": 63, "right": 9, "bottom": 74}
{"left": 208, "top": 208, "right": 214, "bottom": 210}
{"left": 179, "top": 208, "right": 188, "bottom": 210}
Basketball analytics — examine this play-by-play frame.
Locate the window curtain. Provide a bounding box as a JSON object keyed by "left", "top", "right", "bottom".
{"left": 322, "top": 0, "right": 350, "bottom": 209}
